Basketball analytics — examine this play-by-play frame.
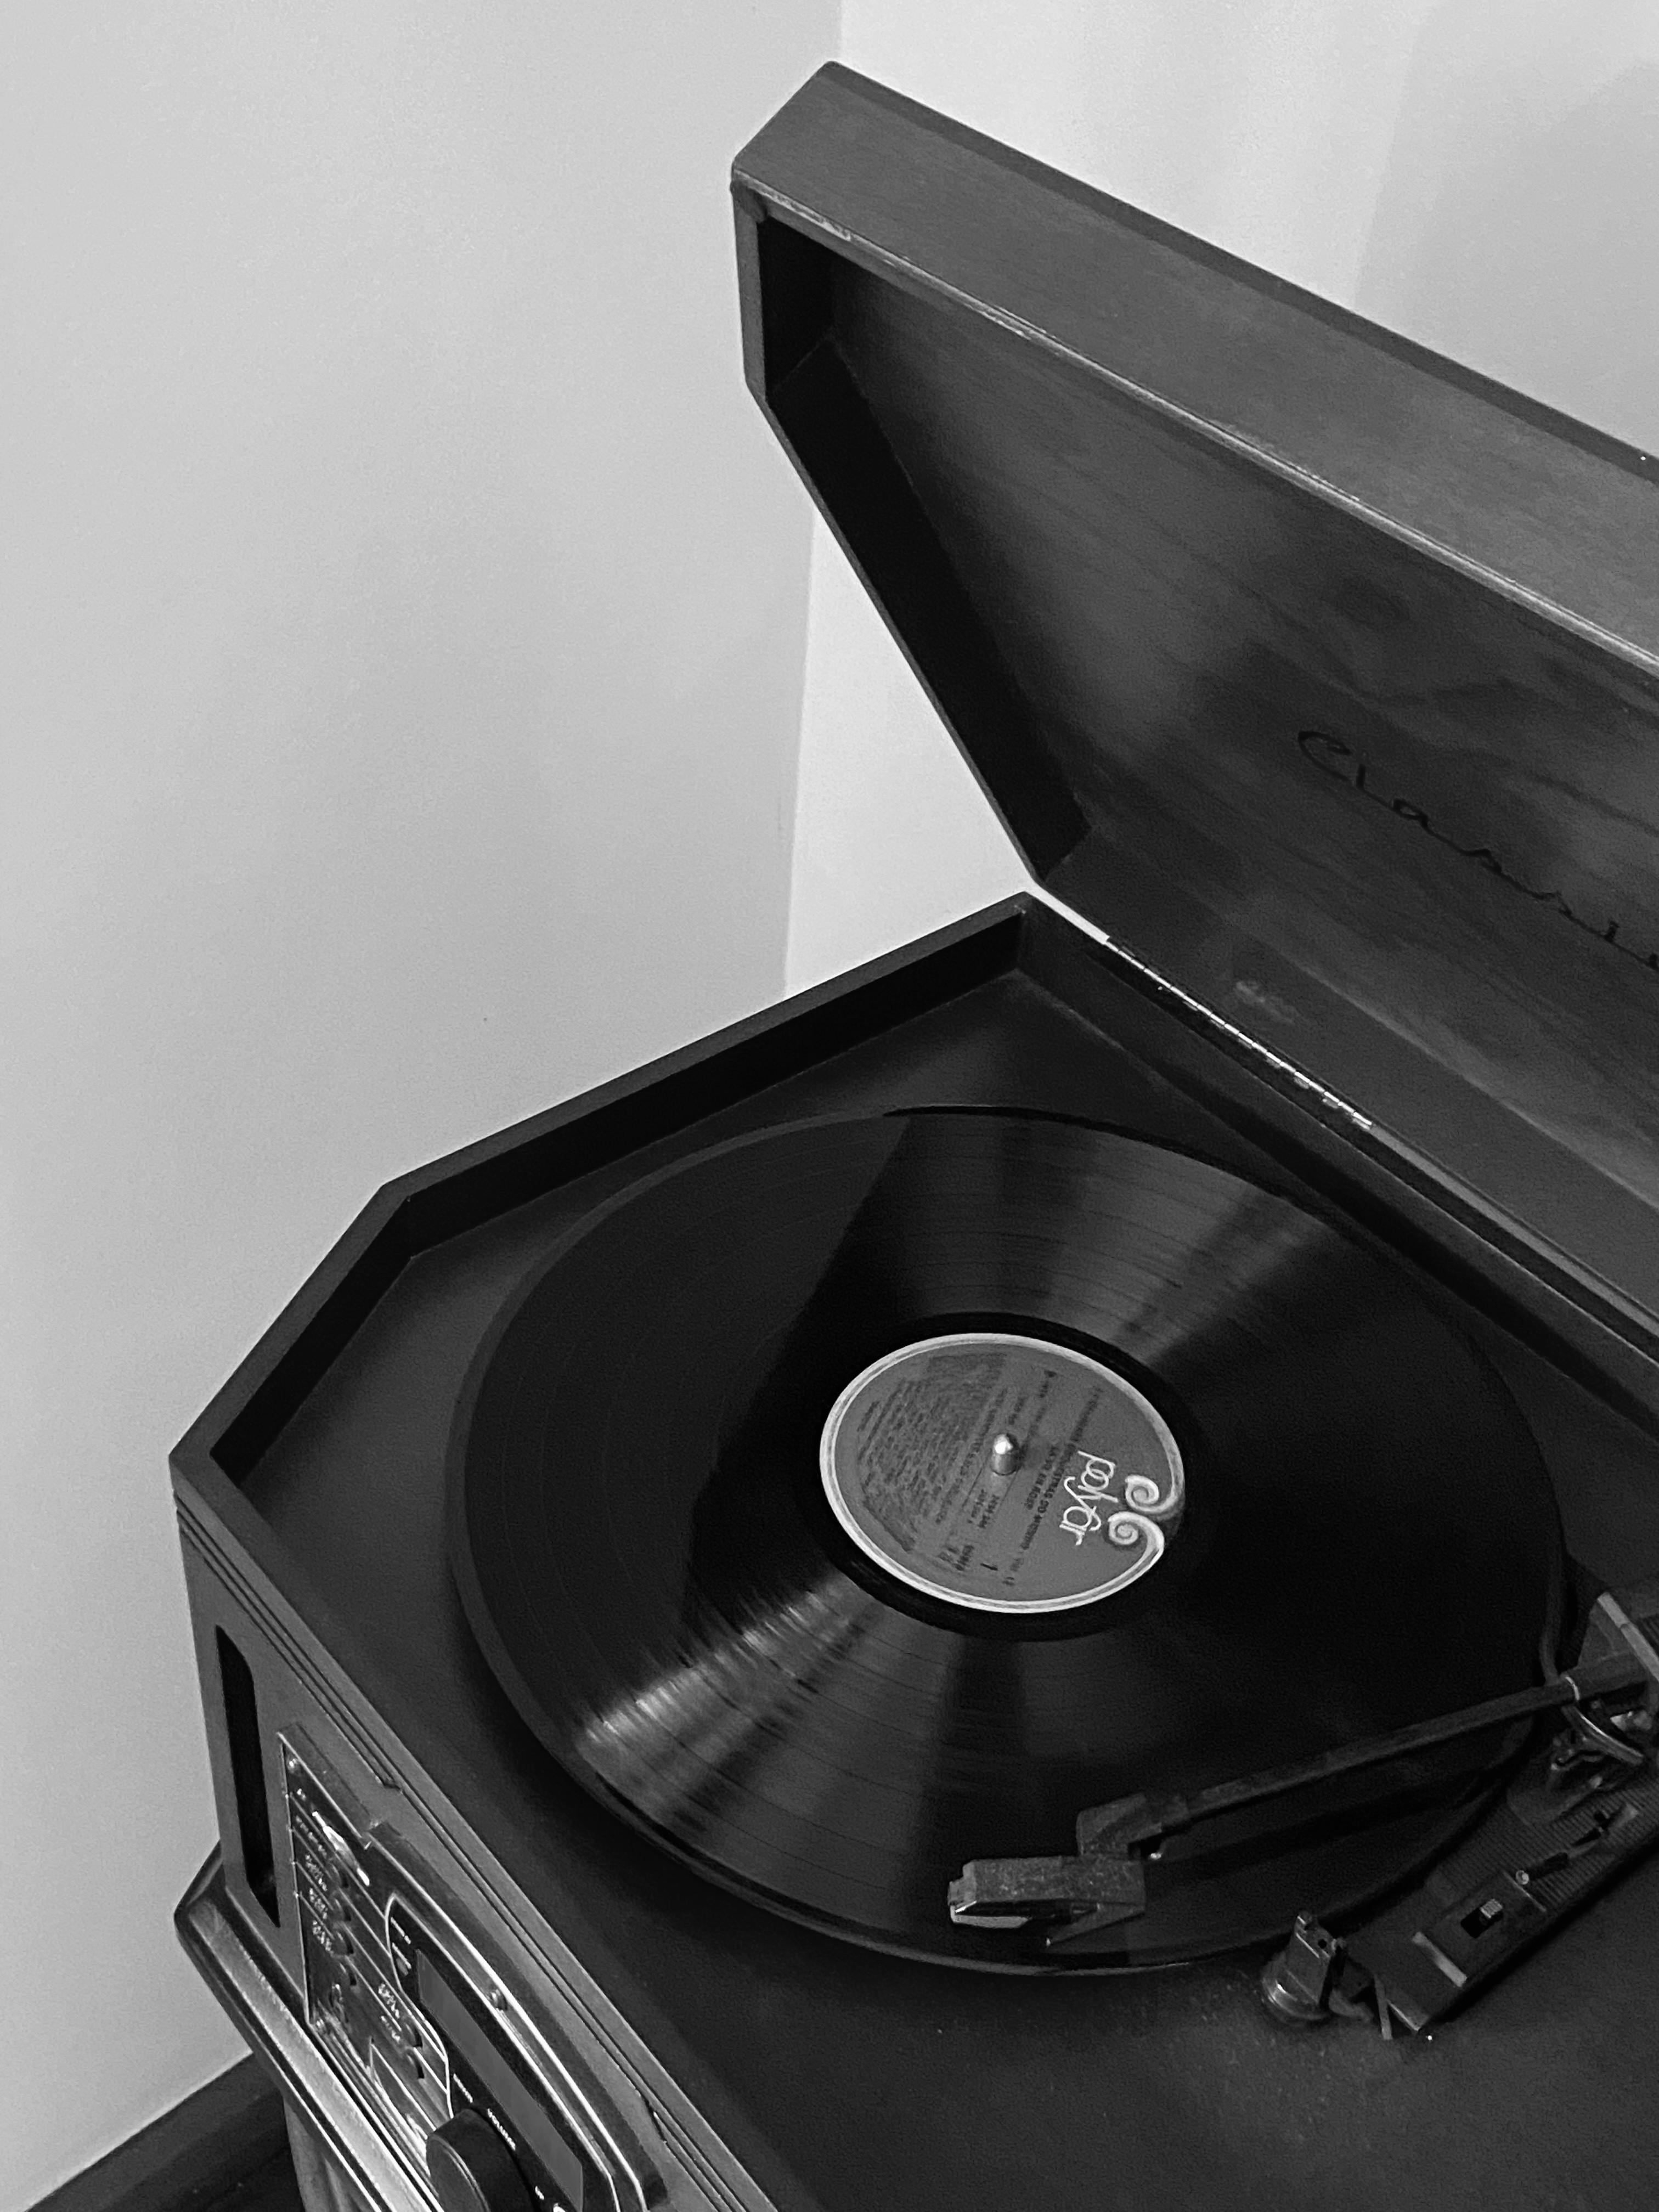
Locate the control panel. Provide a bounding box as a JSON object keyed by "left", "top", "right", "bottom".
{"left": 284, "top": 1739, "right": 658, "bottom": 2212}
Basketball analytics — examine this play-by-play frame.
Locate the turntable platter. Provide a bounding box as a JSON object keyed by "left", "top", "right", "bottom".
{"left": 448, "top": 1111, "right": 1564, "bottom": 1968}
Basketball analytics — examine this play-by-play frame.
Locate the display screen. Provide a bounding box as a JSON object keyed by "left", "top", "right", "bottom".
{"left": 416, "top": 1951, "right": 588, "bottom": 2211}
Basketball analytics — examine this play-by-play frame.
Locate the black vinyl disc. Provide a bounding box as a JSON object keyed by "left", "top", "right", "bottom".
{"left": 448, "top": 1111, "right": 1564, "bottom": 1970}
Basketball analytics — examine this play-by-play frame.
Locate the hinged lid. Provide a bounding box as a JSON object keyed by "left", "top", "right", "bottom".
{"left": 733, "top": 65, "right": 1659, "bottom": 1346}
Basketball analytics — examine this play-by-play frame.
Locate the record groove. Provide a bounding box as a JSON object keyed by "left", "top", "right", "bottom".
{"left": 449, "top": 1111, "right": 1564, "bottom": 1968}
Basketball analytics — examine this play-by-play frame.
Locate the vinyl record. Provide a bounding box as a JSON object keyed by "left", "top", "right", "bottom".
{"left": 448, "top": 1111, "right": 1564, "bottom": 1970}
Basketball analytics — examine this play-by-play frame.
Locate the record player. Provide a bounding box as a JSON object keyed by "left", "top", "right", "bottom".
{"left": 172, "top": 63, "right": 1659, "bottom": 2212}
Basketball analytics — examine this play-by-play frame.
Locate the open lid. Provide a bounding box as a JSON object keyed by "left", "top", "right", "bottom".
{"left": 732, "top": 65, "right": 1659, "bottom": 1350}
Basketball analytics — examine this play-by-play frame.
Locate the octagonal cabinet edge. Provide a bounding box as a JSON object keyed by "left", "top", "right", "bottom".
{"left": 168, "top": 896, "right": 1036, "bottom": 1523}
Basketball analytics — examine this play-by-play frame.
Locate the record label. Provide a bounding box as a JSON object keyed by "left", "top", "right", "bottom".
{"left": 819, "top": 1332, "right": 1184, "bottom": 1613}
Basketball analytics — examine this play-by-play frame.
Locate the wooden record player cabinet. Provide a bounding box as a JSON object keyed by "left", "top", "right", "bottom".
{"left": 173, "top": 65, "right": 1659, "bottom": 2212}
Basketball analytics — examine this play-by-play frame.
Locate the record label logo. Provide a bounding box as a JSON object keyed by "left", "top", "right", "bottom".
{"left": 820, "top": 1333, "right": 1183, "bottom": 1613}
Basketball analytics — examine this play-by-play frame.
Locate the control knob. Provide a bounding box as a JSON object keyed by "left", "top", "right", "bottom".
{"left": 426, "top": 2112, "right": 533, "bottom": 2212}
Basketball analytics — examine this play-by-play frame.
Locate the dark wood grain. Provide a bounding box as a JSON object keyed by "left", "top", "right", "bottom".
{"left": 167, "top": 67, "right": 1659, "bottom": 2212}
{"left": 732, "top": 63, "right": 1659, "bottom": 1339}
{"left": 227, "top": 919, "right": 1659, "bottom": 2212}
{"left": 735, "top": 65, "right": 1659, "bottom": 644}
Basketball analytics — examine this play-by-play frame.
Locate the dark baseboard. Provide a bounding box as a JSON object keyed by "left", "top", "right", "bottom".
{"left": 29, "top": 2058, "right": 291, "bottom": 2212}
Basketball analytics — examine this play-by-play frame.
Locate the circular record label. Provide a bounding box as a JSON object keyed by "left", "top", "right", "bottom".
{"left": 819, "top": 1332, "right": 1184, "bottom": 1614}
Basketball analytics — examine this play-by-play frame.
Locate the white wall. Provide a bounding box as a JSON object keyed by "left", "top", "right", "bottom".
{"left": 0, "top": 6, "right": 834, "bottom": 2204}
{"left": 787, "top": 0, "right": 1659, "bottom": 987}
